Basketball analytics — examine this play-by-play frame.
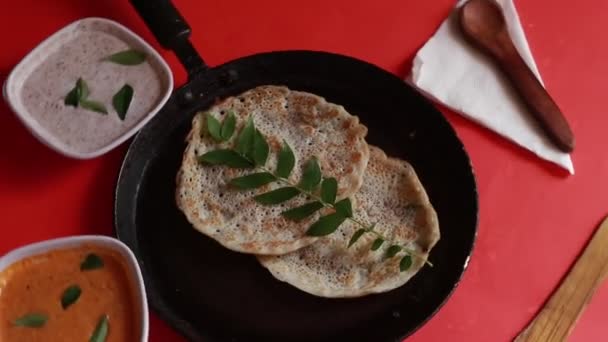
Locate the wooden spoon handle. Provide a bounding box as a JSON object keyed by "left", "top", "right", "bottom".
{"left": 514, "top": 217, "right": 608, "bottom": 342}
{"left": 497, "top": 40, "right": 575, "bottom": 152}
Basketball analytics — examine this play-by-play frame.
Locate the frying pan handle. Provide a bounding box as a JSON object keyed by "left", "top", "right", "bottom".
{"left": 130, "top": 0, "right": 191, "bottom": 48}
{"left": 130, "top": 0, "right": 207, "bottom": 78}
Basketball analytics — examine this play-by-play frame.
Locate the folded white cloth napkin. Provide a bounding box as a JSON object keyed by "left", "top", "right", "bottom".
{"left": 408, "top": 0, "right": 574, "bottom": 174}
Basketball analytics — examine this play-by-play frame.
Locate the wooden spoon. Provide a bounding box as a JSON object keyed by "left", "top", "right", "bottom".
{"left": 459, "top": 0, "right": 575, "bottom": 153}
{"left": 514, "top": 216, "right": 608, "bottom": 341}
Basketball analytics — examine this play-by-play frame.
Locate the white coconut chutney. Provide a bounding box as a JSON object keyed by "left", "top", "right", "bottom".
{"left": 4, "top": 18, "right": 172, "bottom": 157}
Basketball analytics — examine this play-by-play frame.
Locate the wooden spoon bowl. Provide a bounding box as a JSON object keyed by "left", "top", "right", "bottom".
{"left": 459, "top": 0, "right": 575, "bottom": 153}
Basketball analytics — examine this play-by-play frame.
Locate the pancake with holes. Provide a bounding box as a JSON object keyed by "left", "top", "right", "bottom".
{"left": 176, "top": 85, "right": 370, "bottom": 255}
{"left": 257, "top": 147, "right": 440, "bottom": 297}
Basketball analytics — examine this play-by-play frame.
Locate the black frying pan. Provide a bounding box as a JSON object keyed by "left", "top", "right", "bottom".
{"left": 114, "top": 1, "right": 478, "bottom": 341}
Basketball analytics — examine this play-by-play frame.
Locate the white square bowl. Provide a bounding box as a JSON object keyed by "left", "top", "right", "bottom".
{"left": 0, "top": 235, "right": 149, "bottom": 341}
{"left": 2, "top": 17, "right": 173, "bottom": 159}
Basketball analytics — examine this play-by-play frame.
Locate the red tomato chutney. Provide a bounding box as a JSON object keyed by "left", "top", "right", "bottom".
{"left": 0, "top": 245, "right": 139, "bottom": 341}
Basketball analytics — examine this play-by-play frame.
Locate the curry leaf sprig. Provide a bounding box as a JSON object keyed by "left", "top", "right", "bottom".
{"left": 197, "top": 112, "right": 430, "bottom": 272}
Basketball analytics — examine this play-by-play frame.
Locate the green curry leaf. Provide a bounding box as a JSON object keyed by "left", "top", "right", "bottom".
{"left": 89, "top": 315, "right": 109, "bottom": 342}
{"left": 298, "top": 158, "right": 322, "bottom": 191}
{"left": 81, "top": 254, "right": 104, "bottom": 271}
{"left": 104, "top": 49, "right": 146, "bottom": 65}
{"left": 230, "top": 172, "right": 276, "bottom": 189}
{"left": 112, "top": 84, "right": 134, "bottom": 120}
{"left": 61, "top": 285, "right": 82, "bottom": 309}
{"left": 385, "top": 245, "right": 402, "bottom": 258}
{"left": 206, "top": 113, "right": 223, "bottom": 141}
{"left": 348, "top": 229, "right": 366, "bottom": 248}
{"left": 276, "top": 141, "right": 295, "bottom": 178}
{"left": 14, "top": 313, "right": 48, "bottom": 328}
{"left": 254, "top": 187, "right": 300, "bottom": 205}
{"left": 371, "top": 238, "right": 384, "bottom": 251}
{"left": 236, "top": 116, "right": 255, "bottom": 158}
{"left": 321, "top": 178, "right": 338, "bottom": 204}
{"left": 306, "top": 212, "right": 347, "bottom": 236}
{"left": 334, "top": 198, "right": 353, "bottom": 218}
{"left": 400, "top": 255, "right": 413, "bottom": 272}
{"left": 198, "top": 149, "right": 254, "bottom": 168}
{"left": 80, "top": 100, "right": 108, "bottom": 115}
{"left": 282, "top": 201, "right": 324, "bottom": 221}
{"left": 252, "top": 129, "right": 270, "bottom": 166}
{"left": 220, "top": 111, "right": 237, "bottom": 141}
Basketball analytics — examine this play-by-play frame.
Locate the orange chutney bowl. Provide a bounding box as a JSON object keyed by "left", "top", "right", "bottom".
{"left": 0, "top": 235, "right": 148, "bottom": 342}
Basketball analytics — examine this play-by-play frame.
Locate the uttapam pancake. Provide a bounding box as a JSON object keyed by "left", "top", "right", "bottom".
{"left": 176, "top": 86, "right": 370, "bottom": 255}
{"left": 258, "top": 147, "right": 440, "bottom": 297}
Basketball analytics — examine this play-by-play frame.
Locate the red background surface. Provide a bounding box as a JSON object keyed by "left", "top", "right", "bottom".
{"left": 1, "top": 1, "right": 607, "bottom": 341}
